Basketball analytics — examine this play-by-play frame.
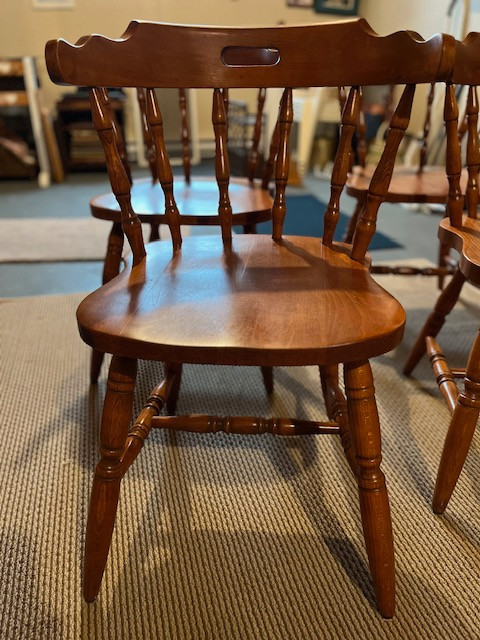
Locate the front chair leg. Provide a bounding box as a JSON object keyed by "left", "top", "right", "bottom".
{"left": 433, "top": 328, "right": 480, "bottom": 514}
{"left": 165, "top": 362, "right": 183, "bottom": 414}
{"left": 83, "top": 356, "right": 137, "bottom": 602}
{"left": 344, "top": 360, "right": 395, "bottom": 618}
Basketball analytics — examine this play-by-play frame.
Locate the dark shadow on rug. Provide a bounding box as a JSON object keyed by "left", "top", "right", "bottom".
{"left": 235, "top": 195, "right": 402, "bottom": 251}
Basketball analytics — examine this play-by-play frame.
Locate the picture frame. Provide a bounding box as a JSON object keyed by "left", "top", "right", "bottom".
{"left": 314, "top": 0, "right": 359, "bottom": 15}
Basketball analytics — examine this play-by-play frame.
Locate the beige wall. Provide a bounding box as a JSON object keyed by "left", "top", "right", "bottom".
{"left": 362, "top": 0, "right": 450, "bottom": 37}
{"left": 1, "top": 0, "right": 452, "bottom": 142}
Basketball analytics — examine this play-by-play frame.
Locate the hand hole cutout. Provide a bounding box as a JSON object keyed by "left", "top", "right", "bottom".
{"left": 221, "top": 47, "right": 280, "bottom": 67}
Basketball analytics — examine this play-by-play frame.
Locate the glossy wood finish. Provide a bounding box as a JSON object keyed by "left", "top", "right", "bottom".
{"left": 438, "top": 216, "right": 480, "bottom": 285}
{"left": 345, "top": 361, "right": 395, "bottom": 618}
{"left": 151, "top": 414, "right": 339, "bottom": 435}
{"left": 45, "top": 20, "right": 453, "bottom": 89}
{"left": 320, "top": 365, "right": 356, "bottom": 472}
{"left": 89, "top": 84, "right": 273, "bottom": 381}
{"left": 405, "top": 32, "right": 480, "bottom": 516}
{"left": 91, "top": 177, "right": 273, "bottom": 225}
{"left": 426, "top": 336, "right": 459, "bottom": 413}
{"left": 324, "top": 86, "right": 361, "bottom": 246}
{"left": 344, "top": 81, "right": 462, "bottom": 284}
{"left": 272, "top": 89, "right": 293, "bottom": 240}
{"left": 351, "top": 84, "right": 416, "bottom": 260}
{"left": 83, "top": 356, "right": 137, "bottom": 601}
{"left": 419, "top": 83, "right": 435, "bottom": 171}
{"left": 346, "top": 164, "right": 467, "bottom": 204}
{"left": 403, "top": 267, "right": 467, "bottom": 376}
{"left": 90, "top": 87, "right": 146, "bottom": 265}
{"left": 77, "top": 235, "right": 406, "bottom": 367}
{"left": 45, "top": 20, "right": 455, "bottom": 616}
{"left": 248, "top": 87, "right": 266, "bottom": 182}
{"left": 433, "top": 329, "right": 480, "bottom": 514}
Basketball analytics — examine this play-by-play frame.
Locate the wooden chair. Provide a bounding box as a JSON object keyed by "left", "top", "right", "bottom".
{"left": 45, "top": 19, "right": 454, "bottom": 618}
{"left": 403, "top": 33, "right": 480, "bottom": 515}
{"left": 344, "top": 82, "right": 467, "bottom": 285}
{"left": 88, "top": 86, "right": 274, "bottom": 382}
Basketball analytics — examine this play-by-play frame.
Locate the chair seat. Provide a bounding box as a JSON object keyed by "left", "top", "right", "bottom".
{"left": 90, "top": 176, "right": 273, "bottom": 226}
{"left": 346, "top": 164, "right": 468, "bottom": 204}
{"left": 438, "top": 216, "right": 480, "bottom": 285}
{"left": 77, "top": 234, "right": 406, "bottom": 367}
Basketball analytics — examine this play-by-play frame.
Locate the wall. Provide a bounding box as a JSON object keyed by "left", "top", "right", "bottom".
{"left": 0, "top": 0, "right": 453, "bottom": 143}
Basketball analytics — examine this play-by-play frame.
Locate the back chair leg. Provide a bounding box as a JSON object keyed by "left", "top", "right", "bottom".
{"left": 90, "top": 350, "right": 105, "bottom": 385}
{"left": 83, "top": 356, "right": 137, "bottom": 602}
{"left": 240, "top": 221, "right": 275, "bottom": 392}
{"left": 433, "top": 328, "right": 480, "bottom": 514}
{"left": 261, "top": 366, "right": 274, "bottom": 395}
{"left": 149, "top": 223, "right": 161, "bottom": 242}
{"left": 90, "top": 222, "right": 125, "bottom": 384}
{"left": 437, "top": 241, "right": 451, "bottom": 291}
{"left": 320, "top": 365, "right": 357, "bottom": 472}
{"left": 404, "top": 268, "right": 466, "bottom": 376}
{"left": 344, "top": 360, "right": 395, "bottom": 619}
{"left": 102, "top": 221, "right": 125, "bottom": 284}
{"left": 165, "top": 362, "right": 183, "bottom": 414}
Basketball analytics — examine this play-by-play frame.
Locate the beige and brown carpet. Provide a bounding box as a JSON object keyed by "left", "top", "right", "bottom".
{"left": 2, "top": 274, "right": 480, "bottom": 639}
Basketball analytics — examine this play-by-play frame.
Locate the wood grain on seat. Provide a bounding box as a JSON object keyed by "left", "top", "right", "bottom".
{"left": 77, "top": 234, "right": 405, "bottom": 366}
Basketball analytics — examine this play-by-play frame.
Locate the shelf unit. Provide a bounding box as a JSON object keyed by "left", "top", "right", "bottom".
{"left": 0, "top": 57, "right": 52, "bottom": 188}
{"left": 55, "top": 91, "right": 126, "bottom": 172}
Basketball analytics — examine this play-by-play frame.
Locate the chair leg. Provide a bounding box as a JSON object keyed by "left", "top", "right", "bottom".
{"left": 403, "top": 267, "right": 466, "bottom": 376}
{"left": 320, "top": 365, "right": 357, "bottom": 472}
{"left": 102, "top": 222, "right": 124, "bottom": 284}
{"left": 90, "top": 350, "right": 105, "bottom": 385}
{"left": 240, "top": 222, "right": 274, "bottom": 390}
{"left": 437, "top": 241, "right": 450, "bottom": 291}
{"left": 344, "top": 360, "right": 395, "bottom": 618}
{"left": 90, "top": 222, "right": 125, "bottom": 384}
{"left": 433, "top": 328, "right": 480, "bottom": 514}
{"left": 149, "top": 223, "right": 161, "bottom": 242}
{"left": 343, "top": 197, "right": 364, "bottom": 244}
{"left": 260, "top": 366, "right": 274, "bottom": 394}
{"left": 165, "top": 362, "right": 183, "bottom": 414}
{"left": 83, "top": 356, "right": 137, "bottom": 602}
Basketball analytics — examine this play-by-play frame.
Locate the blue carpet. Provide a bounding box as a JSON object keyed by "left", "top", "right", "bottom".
{"left": 235, "top": 194, "right": 401, "bottom": 250}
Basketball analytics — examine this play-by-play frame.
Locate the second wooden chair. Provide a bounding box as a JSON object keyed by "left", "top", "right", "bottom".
{"left": 404, "top": 32, "right": 480, "bottom": 515}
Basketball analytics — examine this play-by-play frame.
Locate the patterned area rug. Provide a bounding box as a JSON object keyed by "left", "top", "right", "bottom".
{"left": 1, "top": 274, "right": 480, "bottom": 639}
